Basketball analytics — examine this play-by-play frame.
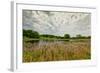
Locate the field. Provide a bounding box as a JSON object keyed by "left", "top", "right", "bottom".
{"left": 23, "top": 39, "right": 91, "bottom": 62}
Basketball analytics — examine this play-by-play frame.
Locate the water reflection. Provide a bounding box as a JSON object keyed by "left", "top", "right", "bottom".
{"left": 24, "top": 39, "right": 89, "bottom": 50}
{"left": 25, "top": 40, "right": 70, "bottom": 48}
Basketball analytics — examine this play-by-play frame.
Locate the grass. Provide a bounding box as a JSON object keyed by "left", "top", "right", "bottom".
{"left": 23, "top": 39, "right": 91, "bottom": 62}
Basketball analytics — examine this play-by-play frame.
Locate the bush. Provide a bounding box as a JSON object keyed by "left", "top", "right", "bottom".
{"left": 23, "top": 29, "right": 40, "bottom": 38}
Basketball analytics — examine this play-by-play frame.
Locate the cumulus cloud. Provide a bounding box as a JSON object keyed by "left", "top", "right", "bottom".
{"left": 23, "top": 10, "right": 91, "bottom": 37}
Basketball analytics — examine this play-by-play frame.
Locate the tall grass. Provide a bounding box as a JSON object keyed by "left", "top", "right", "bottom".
{"left": 23, "top": 40, "right": 91, "bottom": 62}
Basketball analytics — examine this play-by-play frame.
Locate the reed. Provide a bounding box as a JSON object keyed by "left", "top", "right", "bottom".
{"left": 23, "top": 40, "right": 91, "bottom": 62}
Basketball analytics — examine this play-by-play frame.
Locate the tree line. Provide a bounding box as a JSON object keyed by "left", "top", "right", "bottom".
{"left": 23, "top": 29, "right": 91, "bottom": 39}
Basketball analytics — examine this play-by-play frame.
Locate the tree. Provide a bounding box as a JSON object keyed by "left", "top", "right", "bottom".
{"left": 32, "top": 31, "right": 40, "bottom": 38}
{"left": 64, "top": 34, "right": 70, "bottom": 39}
{"left": 23, "top": 30, "right": 33, "bottom": 37}
{"left": 23, "top": 29, "right": 39, "bottom": 38}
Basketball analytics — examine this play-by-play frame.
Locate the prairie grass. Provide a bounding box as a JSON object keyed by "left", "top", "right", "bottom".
{"left": 23, "top": 40, "right": 91, "bottom": 62}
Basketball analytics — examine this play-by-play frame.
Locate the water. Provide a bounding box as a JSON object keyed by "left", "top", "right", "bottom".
{"left": 25, "top": 40, "right": 68, "bottom": 48}
{"left": 25, "top": 39, "right": 89, "bottom": 48}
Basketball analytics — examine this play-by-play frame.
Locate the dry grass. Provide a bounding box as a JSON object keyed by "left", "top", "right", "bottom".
{"left": 23, "top": 40, "right": 91, "bottom": 62}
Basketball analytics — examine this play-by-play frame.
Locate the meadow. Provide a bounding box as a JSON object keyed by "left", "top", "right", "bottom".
{"left": 22, "top": 10, "right": 91, "bottom": 62}
{"left": 23, "top": 39, "right": 91, "bottom": 62}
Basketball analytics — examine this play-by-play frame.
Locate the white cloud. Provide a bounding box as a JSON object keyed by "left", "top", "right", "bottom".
{"left": 23, "top": 10, "right": 91, "bottom": 37}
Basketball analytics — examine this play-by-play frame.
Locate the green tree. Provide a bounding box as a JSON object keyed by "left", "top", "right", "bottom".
{"left": 64, "top": 34, "right": 70, "bottom": 39}
{"left": 23, "top": 29, "right": 39, "bottom": 38}
{"left": 32, "top": 31, "right": 40, "bottom": 38}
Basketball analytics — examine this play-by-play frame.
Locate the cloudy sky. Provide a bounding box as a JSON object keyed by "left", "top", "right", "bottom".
{"left": 23, "top": 10, "right": 91, "bottom": 37}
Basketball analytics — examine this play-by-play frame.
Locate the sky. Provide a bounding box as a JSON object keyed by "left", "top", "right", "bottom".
{"left": 23, "top": 10, "right": 91, "bottom": 37}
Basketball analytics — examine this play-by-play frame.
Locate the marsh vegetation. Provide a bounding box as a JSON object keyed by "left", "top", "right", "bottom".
{"left": 23, "top": 30, "right": 91, "bottom": 62}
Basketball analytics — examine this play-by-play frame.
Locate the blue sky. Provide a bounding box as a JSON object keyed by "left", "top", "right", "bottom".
{"left": 23, "top": 10, "right": 91, "bottom": 37}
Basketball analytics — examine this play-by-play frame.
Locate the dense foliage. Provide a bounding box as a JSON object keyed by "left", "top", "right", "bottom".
{"left": 23, "top": 30, "right": 39, "bottom": 38}
{"left": 23, "top": 29, "right": 91, "bottom": 39}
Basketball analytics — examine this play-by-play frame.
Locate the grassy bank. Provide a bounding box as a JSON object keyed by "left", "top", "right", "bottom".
{"left": 23, "top": 39, "right": 91, "bottom": 62}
